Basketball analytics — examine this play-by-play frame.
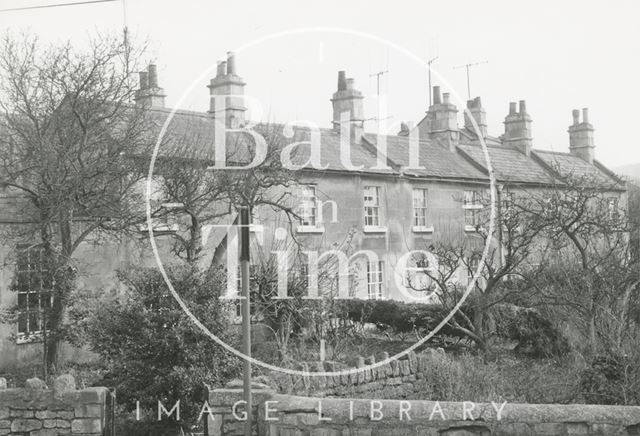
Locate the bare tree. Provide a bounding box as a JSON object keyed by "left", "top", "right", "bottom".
{"left": 524, "top": 170, "right": 639, "bottom": 354}
{"left": 0, "top": 32, "right": 151, "bottom": 376}
{"left": 407, "top": 188, "right": 547, "bottom": 351}
{"left": 153, "top": 122, "right": 301, "bottom": 264}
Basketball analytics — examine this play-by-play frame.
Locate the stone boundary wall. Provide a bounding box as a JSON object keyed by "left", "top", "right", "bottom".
{"left": 207, "top": 386, "right": 640, "bottom": 436}
{"left": 267, "top": 349, "right": 443, "bottom": 399}
{"left": 0, "top": 375, "right": 112, "bottom": 436}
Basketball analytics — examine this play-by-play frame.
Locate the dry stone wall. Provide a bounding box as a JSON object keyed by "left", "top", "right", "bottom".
{"left": 0, "top": 375, "right": 112, "bottom": 436}
{"left": 267, "top": 349, "right": 444, "bottom": 399}
{"left": 206, "top": 385, "right": 640, "bottom": 436}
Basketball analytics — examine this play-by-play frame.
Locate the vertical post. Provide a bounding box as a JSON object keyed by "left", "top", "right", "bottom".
{"left": 427, "top": 56, "right": 438, "bottom": 107}
{"left": 239, "top": 206, "right": 252, "bottom": 436}
{"left": 466, "top": 64, "right": 471, "bottom": 99}
{"left": 428, "top": 67, "right": 432, "bottom": 107}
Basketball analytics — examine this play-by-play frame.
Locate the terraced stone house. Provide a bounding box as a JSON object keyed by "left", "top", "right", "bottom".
{"left": 0, "top": 52, "right": 626, "bottom": 367}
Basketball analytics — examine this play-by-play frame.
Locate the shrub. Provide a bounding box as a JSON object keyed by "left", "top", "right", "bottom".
{"left": 340, "top": 299, "right": 461, "bottom": 338}
{"left": 494, "top": 304, "right": 569, "bottom": 358}
{"left": 580, "top": 352, "right": 640, "bottom": 405}
{"left": 75, "top": 264, "right": 239, "bottom": 432}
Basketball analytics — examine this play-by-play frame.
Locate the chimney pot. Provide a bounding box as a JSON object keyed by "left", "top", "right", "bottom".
{"left": 216, "top": 61, "right": 226, "bottom": 77}
{"left": 138, "top": 71, "right": 148, "bottom": 90}
{"left": 572, "top": 109, "right": 580, "bottom": 125}
{"left": 442, "top": 92, "right": 450, "bottom": 104}
{"left": 226, "top": 52, "right": 236, "bottom": 75}
{"left": 148, "top": 64, "right": 158, "bottom": 88}
{"left": 509, "top": 102, "right": 517, "bottom": 115}
{"left": 433, "top": 86, "right": 441, "bottom": 105}
{"left": 582, "top": 108, "right": 589, "bottom": 124}
{"left": 337, "top": 71, "right": 347, "bottom": 91}
{"left": 519, "top": 100, "right": 527, "bottom": 114}
{"left": 346, "top": 78, "right": 355, "bottom": 90}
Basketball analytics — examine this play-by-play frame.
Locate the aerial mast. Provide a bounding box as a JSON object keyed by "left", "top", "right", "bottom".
{"left": 454, "top": 60, "right": 488, "bottom": 99}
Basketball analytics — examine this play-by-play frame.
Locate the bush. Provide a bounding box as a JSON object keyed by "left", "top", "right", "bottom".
{"left": 74, "top": 264, "right": 239, "bottom": 432}
{"left": 339, "top": 299, "right": 461, "bottom": 338}
{"left": 580, "top": 352, "right": 640, "bottom": 405}
{"left": 494, "top": 304, "right": 570, "bottom": 358}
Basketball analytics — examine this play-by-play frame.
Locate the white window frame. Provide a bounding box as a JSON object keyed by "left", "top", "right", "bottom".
{"left": 367, "top": 261, "right": 384, "bottom": 300}
{"left": 364, "top": 186, "right": 386, "bottom": 232}
{"left": 412, "top": 188, "right": 434, "bottom": 233}
{"left": 297, "top": 184, "right": 324, "bottom": 233}
{"left": 15, "top": 245, "right": 52, "bottom": 343}
{"left": 463, "top": 190, "right": 484, "bottom": 232}
{"left": 607, "top": 197, "right": 619, "bottom": 220}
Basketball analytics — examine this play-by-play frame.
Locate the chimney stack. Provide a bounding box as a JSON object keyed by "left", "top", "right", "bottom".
{"left": 138, "top": 71, "right": 148, "bottom": 90}
{"left": 503, "top": 100, "right": 532, "bottom": 155}
{"left": 464, "top": 96, "right": 488, "bottom": 139}
{"left": 568, "top": 107, "right": 595, "bottom": 163}
{"left": 135, "top": 63, "right": 166, "bottom": 108}
{"left": 216, "top": 61, "right": 226, "bottom": 77}
{"left": 330, "top": 70, "right": 364, "bottom": 139}
{"left": 208, "top": 51, "right": 246, "bottom": 128}
{"left": 417, "top": 85, "right": 459, "bottom": 152}
{"left": 433, "top": 86, "right": 442, "bottom": 105}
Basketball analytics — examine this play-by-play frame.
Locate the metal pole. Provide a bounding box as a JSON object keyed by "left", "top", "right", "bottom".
{"left": 426, "top": 56, "right": 438, "bottom": 107}
{"left": 239, "top": 206, "right": 252, "bottom": 436}
{"left": 466, "top": 65, "right": 471, "bottom": 99}
{"left": 428, "top": 66, "right": 432, "bottom": 106}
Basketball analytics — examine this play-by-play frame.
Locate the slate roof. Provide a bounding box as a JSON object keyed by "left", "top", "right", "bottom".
{"left": 135, "top": 107, "right": 624, "bottom": 189}
{"left": 457, "top": 143, "right": 555, "bottom": 184}
{"left": 534, "top": 150, "right": 623, "bottom": 189}
{"left": 364, "top": 134, "right": 487, "bottom": 181}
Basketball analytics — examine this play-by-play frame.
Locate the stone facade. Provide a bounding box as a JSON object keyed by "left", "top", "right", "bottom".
{"left": 0, "top": 374, "right": 112, "bottom": 436}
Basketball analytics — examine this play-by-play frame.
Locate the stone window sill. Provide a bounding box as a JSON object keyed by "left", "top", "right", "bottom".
{"left": 16, "top": 332, "right": 45, "bottom": 345}
{"left": 296, "top": 225, "right": 325, "bottom": 234}
{"left": 363, "top": 226, "right": 388, "bottom": 234}
{"left": 412, "top": 226, "right": 434, "bottom": 234}
{"left": 138, "top": 223, "right": 179, "bottom": 233}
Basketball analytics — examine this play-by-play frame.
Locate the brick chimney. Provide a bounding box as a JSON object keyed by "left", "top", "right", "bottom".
{"left": 331, "top": 71, "right": 364, "bottom": 139}
{"left": 207, "top": 52, "right": 246, "bottom": 128}
{"left": 568, "top": 108, "right": 595, "bottom": 164}
{"left": 419, "top": 86, "right": 459, "bottom": 152}
{"left": 464, "top": 97, "right": 487, "bottom": 139}
{"left": 503, "top": 100, "right": 532, "bottom": 155}
{"left": 134, "top": 64, "right": 166, "bottom": 108}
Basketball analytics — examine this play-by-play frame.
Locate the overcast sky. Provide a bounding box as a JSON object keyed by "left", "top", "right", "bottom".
{"left": 1, "top": 0, "right": 639, "bottom": 168}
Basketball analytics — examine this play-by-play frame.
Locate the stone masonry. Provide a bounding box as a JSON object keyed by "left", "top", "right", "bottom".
{"left": 0, "top": 374, "right": 112, "bottom": 436}
{"left": 266, "top": 349, "right": 448, "bottom": 399}
{"left": 206, "top": 382, "right": 640, "bottom": 436}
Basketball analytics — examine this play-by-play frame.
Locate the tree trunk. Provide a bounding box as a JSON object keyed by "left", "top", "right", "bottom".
{"left": 588, "top": 304, "right": 597, "bottom": 356}
{"left": 472, "top": 310, "right": 487, "bottom": 352}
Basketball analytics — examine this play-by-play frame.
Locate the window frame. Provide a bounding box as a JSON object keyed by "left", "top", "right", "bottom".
{"left": 363, "top": 185, "right": 387, "bottom": 233}
{"left": 607, "top": 196, "right": 620, "bottom": 221}
{"left": 15, "top": 244, "right": 52, "bottom": 343}
{"left": 296, "top": 184, "right": 325, "bottom": 234}
{"left": 366, "top": 260, "right": 384, "bottom": 300}
{"left": 412, "top": 188, "right": 428, "bottom": 226}
{"left": 463, "top": 190, "right": 484, "bottom": 231}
